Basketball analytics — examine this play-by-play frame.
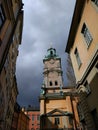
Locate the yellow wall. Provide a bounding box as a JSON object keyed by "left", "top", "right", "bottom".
{"left": 70, "top": 1, "right": 98, "bottom": 82}
{"left": 45, "top": 99, "right": 67, "bottom": 113}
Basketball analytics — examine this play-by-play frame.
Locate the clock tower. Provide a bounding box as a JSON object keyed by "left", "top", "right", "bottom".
{"left": 42, "top": 47, "right": 63, "bottom": 92}
{"left": 40, "top": 47, "right": 80, "bottom": 130}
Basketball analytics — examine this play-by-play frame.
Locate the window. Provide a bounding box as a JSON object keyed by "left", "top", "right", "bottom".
{"left": 0, "top": 4, "right": 6, "bottom": 30}
{"left": 55, "top": 117, "right": 60, "bottom": 125}
{"left": 74, "top": 48, "right": 82, "bottom": 68}
{"left": 55, "top": 81, "right": 58, "bottom": 86}
{"left": 50, "top": 81, "right": 52, "bottom": 86}
{"left": 50, "top": 51, "right": 53, "bottom": 55}
{"left": 37, "top": 115, "right": 40, "bottom": 120}
{"left": 91, "top": 0, "right": 98, "bottom": 7}
{"left": 81, "top": 23, "right": 93, "bottom": 47}
{"left": 32, "top": 115, "right": 34, "bottom": 121}
{"left": 84, "top": 81, "right": 91, "bottom": 94}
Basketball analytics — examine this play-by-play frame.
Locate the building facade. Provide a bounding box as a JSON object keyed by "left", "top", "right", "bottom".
{"left": 40, "top": 47, "right": 80, "bottom": 130}
{"left": 0, "top": 0, "right": 23, "bottom": 130}
{"left": 66, "top": 0, "right": 98, "bottom": 130}
{"left": 11, "top": 103, "right": 20, "bottom": 130}
{"left": 27, "top": 106, "right": 40, "bottom": 130}
{"left": 17, "top": 108, "right": 29, "bottom": 130}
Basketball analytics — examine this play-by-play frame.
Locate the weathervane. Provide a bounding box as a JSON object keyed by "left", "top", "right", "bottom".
{"left": 50, "top": 42, "right": 53, "bottom": 48}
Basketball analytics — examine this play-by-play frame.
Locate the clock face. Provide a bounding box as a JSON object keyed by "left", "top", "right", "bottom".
{"left": 49, "top": 59, "right": 55, "bottom": 64}
{"left": 41, "top": 89, "right": 45, "bottom": 95}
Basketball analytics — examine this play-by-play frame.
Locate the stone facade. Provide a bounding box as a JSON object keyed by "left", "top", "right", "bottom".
{"left": 0, "top": 1, "right": 23, "bottom": 130}
{"left": 17, "top": 108, "right": 29, "bottom": 130}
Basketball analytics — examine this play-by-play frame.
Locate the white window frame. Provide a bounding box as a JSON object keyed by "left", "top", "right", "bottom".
{"left": 81, "top": 23, "right": 93, "bottom": 47}
{"left": 74, "top": 48, "right": 82, "bottom": 68}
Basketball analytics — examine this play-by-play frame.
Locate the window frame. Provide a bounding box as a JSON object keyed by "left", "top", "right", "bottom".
{"left": 37, "top": 115, "right": 40, "bottom": 121}
{"left": 81, "top": 23, "right": 93, "bottom": 47}
{"left": 55, "top": 81, "right": 58, "bottom": 86}
{"left": 32, "top": 115, "right": 34, "bottom": 121}
{"left": 55, "top": 117, "right": 60, "bottom": 125}
{"left": 74, "top": 48, "right": 82, "bottom": 68}
{"left": 50, "top": 81, "right": 53, "bottom": 86}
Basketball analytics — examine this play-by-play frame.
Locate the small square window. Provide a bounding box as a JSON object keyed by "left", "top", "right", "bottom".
{"left": 55, "top": 117, "right": 60, "bottom": 125}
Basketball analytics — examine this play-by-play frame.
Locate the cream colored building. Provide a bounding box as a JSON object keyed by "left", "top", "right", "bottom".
{"left": 66, "top": 0, "right": 98, "bottom": 130}
{"left": 40, "top": 47, "right": 80, "bottom": 130}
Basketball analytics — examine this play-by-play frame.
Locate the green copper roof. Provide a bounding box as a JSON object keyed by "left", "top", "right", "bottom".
{"left": 44, "top": 47, "right": 59, "bottom": 60}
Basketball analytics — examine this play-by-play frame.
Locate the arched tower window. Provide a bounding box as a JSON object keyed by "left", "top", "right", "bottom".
{"left": 50, "top": 51, "right": 53, "bottom": 55}
{"left": 50, "top": 81, "right": 52, "bottom": 86}
{"left": 55, "top": 81, "right": 58, "bottom": 86}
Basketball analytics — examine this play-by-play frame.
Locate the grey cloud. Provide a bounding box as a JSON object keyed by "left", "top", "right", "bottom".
{"left": 16, "top": 0, "right": 76, "bottom": 107}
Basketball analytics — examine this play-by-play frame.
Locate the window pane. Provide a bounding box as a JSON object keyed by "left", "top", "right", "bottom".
{"left": 55, "top": 81, "right": 58, "bottom": 86}
{"left": 74, "top": 48, "right": 82, "bottom": 68}
{"left": 37, "top": 115, "right": 40, "bottom": 120}
{"left": 81, "top": 23, "right": 93, "bottom": 47}
{"left": 50, "top": 81, "right": 52, "bottom": 86}
{"left": 32, "top": 115, "right": 34, "bottom": 121}
{"left": 55, "top": 117, "right": 60, "bottom": 125}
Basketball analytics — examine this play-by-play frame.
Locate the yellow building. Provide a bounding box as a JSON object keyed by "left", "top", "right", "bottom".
{"left": 40, "top": 47, "right": 80, "bottom": 130}
{"left": 0, "top": 1, "right": 23, "bottom": 130}
{"left": 66, "top": 0, "right": 98, "bottom": 130}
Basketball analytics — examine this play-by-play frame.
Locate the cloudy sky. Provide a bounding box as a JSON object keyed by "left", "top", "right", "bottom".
{"left": 16, "top": 0, "right": 76, "bottom": 107}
